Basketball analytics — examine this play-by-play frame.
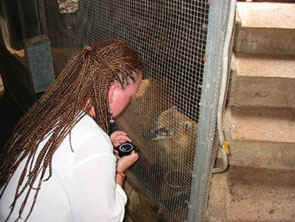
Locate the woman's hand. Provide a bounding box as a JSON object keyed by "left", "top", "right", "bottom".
{"left": 110, "top": 130, "right": 131, "bottom": 147}
{"left": 116, "top": 151, "right": 139, "bottom": 173}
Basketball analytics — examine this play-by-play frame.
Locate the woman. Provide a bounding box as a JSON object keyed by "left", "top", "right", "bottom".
{"left": 0, "top": 39, "right": 143, "bottom": 222}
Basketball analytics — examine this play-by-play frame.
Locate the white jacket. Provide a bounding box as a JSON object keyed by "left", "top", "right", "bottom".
{"left": 0, "top": 114, "right": 127, "bottom": 222}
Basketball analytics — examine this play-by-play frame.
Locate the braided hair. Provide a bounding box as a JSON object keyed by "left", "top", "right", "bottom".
{"left": 0, "top": 39, "right": 143, "bottom": 221}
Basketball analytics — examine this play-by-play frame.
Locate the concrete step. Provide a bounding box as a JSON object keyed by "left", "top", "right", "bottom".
{"left": 234, "top": 2, "right": 295, "bottom": 56}
{"left": 207, "top": 173, "right": 230, "bottom": 222}
{"left": 208, "top": 166, "right": 295, "bottom": 222}
{"left": 229, "top": 140, "right": 295, "bottom": 170}
{"left": 229, "top": 54, "right": 295, "bottom": 108}
{"left": 224, "top": 106, "right": 295, "bottom": 143}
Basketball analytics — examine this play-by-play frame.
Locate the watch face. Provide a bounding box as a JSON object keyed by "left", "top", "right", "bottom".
{"left": 118, "top": 143, "right": 134, "bottom": 153}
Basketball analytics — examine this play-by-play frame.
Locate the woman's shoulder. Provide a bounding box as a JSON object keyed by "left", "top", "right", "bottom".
{"left": 73, "top": 114, "right": 106, "bottom": 136}
{"left": 65, "top": 114, "right": 113, "bottom": 154}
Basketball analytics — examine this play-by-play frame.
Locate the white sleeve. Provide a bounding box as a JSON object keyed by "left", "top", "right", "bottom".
{"left": 69, "top": 137, "right": 127, "bottom": 222}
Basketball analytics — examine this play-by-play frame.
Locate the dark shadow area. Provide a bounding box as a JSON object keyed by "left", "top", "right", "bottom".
{"left": 0, "top": 2, "right": 36, "bottom": 152}
{"left": 0, "top": 91, "right": 22, "bottom": 150}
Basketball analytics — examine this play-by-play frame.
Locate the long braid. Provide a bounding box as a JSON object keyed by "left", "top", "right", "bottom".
{"left": 0, "top": 39, "right": 143, "bottom": 221}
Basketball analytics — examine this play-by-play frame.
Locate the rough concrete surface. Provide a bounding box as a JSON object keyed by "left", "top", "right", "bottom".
{"left": 207, "top": 166, "right": 295, "bottom": 222}
{"left": 235, "top": 28, "right": 295, "bottom": 56}
{"left": 237, "top": 3, "right": 295, "bottom": 29}
{"left": 229, "top": 140, "right": 295, "bottom": 170}
{"left": 235, "top": 54, "right": 295, "bottom": 78}
{"left": 235, "top": 3, "right": 295, "bottom": 56}
{"left": 226, "top": 106, "right": 295, "bottom": 143}
{"left": 229, "top": 54, "right": 295, "bottom": 108}
{"left": 230, "top": 76, "right": 295, "bottom": 109}
{"left": 227, "top": 166, "right": 295, "bottom": 222}
{"left": 223, "top": 4, "right": 295, "bottom": 222}
{"left": 207, "top": 173, "right": 230, "bottom": 222}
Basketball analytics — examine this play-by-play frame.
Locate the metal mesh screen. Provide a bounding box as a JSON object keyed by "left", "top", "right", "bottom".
{"left": 44, "top": 1, "right": 209, "bottom": 221}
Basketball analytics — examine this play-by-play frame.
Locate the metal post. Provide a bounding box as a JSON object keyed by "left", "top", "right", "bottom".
{"left": 187, "top": 0, "right": 233, "bottom": 221}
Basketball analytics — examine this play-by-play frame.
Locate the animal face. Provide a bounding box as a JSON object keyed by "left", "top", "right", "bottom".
{"left": 150, "top": 106, "right": 198, "bottom": 167}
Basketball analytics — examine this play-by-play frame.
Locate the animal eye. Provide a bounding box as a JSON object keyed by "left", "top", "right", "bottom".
{"left": 184, "top": 121, "right": 192, "bottom": 132}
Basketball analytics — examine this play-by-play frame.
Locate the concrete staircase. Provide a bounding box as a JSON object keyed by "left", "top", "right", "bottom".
{"left": 208, "top": 2, "right": 295, "bottom": 222}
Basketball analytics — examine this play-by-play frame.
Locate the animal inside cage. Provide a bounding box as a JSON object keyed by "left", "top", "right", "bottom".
{"left": 43, "top": 1, "right": 206, "bottom": 221}
{"left": 42, "top": 0, "right": 230, "bottom": 221}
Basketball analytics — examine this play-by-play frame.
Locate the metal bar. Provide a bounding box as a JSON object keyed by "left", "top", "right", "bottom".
{"left": 187, "top": 0, "right": 232, "bottom": 221}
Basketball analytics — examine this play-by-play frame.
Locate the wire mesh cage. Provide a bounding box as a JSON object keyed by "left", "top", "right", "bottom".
{"left": 41, "top": 0, "right": 232, "bottom": 221}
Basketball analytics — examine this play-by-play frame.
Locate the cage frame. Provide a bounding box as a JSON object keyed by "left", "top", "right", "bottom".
{"left": 31, "top": 0, "right": 236, "bottom": 221}
{"left": 188, "top": 0, "right": 235, "bottom": 221}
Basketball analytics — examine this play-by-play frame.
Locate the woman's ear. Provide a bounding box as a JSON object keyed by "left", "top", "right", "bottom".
{"left": 108, "top": 82, "right": 122, "bottom": 107}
